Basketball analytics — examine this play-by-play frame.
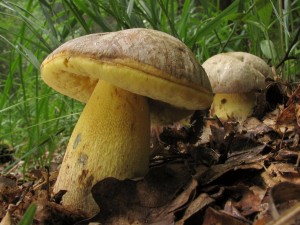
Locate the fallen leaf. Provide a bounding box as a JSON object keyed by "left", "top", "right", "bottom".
{"left": 224, "top": 200, "right": 251, "bottom": 223}
{"left": 270, "top": 182, "right": 300, "bottom": 205}
{"left": 266, "top": 202, "right": 300, "bottom": 225}
{"left": 237, "top": 117, "right": 273, "bottom": 136}
{"left": 295, "top": 103, "right": 300, "bottom": 127}
{"left": 189, "top": 146, "right": 220, "bottom": 166}
{"left": 275, "top": 149, "right": 299, "bottom": 162}
{"left": 176, "top": 193, "right": 214, "bottom": 224}
{"left": 196, "top": 144, "right": 269, "bottom": 186}
{"left": 255, "top": 182, "right": 300, "bottom": 225}
{"left": 79, "top": 163, "right": 193, "bottom": 225}
{"left": 164, "top": 179, "right": 198, "bottom": 213}
{"left": 231, "top": 186, "right": 266, "bottom": 216}
{"left": 261, "top": 163, "right": 300, "bottom": 187}
{"left": 202, "top": 207, "right": 249, "bottom": 225}
{"left": 0, "top": 211, "right": 13, "bottom": 225}
{"left": 263, "top": 106, "right": 295, "bottom": 134}
{"left": 272, "top": 84, "right": 300, "bottom": 133}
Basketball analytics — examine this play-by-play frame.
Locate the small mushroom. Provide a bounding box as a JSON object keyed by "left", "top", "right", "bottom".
{"left": 202, "top": 52, "right": 272, "bottom": 121}
{"left": 41, "top": 28, "right": 212, "bottom": 215}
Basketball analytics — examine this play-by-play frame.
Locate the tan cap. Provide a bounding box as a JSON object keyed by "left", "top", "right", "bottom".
{"left": 41, "top": 28, "right": 212, "bottom": 112}
{"left": 202, "top": 52, "right": 272, "bottom": 93}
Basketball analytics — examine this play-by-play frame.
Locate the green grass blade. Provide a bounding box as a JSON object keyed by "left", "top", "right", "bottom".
{"left": 62, "top": 0, "right": 90, "bottom": 34}
{"left": 18, "top": 203, "right": 37, "bottom": 225}
{"left": 74, "top": 1, "right": 111, "bottom": 31}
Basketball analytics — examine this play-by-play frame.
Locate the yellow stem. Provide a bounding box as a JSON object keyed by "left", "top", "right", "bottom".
{"left": 53, "top": 80, "right": 150, "bottom": 216}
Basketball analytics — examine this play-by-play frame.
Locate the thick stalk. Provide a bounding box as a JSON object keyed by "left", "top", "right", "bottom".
{"left": 53, "top": 80, "right": 150, "bottom": 216}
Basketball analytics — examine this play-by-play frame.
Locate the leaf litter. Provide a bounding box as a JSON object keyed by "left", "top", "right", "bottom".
{"left": 1, "top": 82, "right": 300, "bottom": 225}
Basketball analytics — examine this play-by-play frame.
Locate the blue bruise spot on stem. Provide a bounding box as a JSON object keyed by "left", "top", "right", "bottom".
{"left": 73, "top": 133, "right": 81, "bottom": 150}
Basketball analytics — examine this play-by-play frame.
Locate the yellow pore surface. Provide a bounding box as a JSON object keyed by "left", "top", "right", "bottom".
{"left": 41, "top": 55, "right": 213, "bottom": 110}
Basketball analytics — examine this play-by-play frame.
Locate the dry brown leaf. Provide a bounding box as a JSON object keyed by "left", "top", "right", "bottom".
{"left": 254, "top": 182, "right": 300, "bottom": 225}
{"left": 263, "top": 106, "right": 295, "bottom": 134}
{"left": 232, "top": 186, "right": 266, "bottom": 216}
{"left": 261, "top": 163, "right": 300, "bottom": 187}
{"left": 33, "top": 200, "right": 85, "bottom": 225}
{"left": 276, "top": 103, "right": 296, "bottom": 124}
{"left": 203, "top": 207, "right": 249, "bottom": 225}
{"left": 266, "top": 202, "right": 300, "bottom": 225}
{"left": 189, "top": 146, "right": 220, "bottom": 166}
{"left": 224, "top": 200, "right": 251, "bottom": 222}
{"left": 0, "top": 211, "right": 13, "bottom": 225}
{"left": 253, "top": 216, "right": 269, "bottom": 225}
{"left": 275, "top": 149, "right": 300, "bottom": 162}
{"left": 273, "top": 84, "right": 300, "bottom": 133}
{"left": 78, "top": 164, "right": 193, "bottom": 225}
{"left": 176, "top": 193, "right": 214, "bottom": 224}
{"left": 270, "top": 182, "right": 300, "bottom": 206}
{"left": 237, "top": 117, "right": 272, "bottom": 135}
{"left": 163, "top": 179, "right": 198, "bottom": 214}
{"left": 286, "top": 85, "right": 300, "bottom": 105}
{"left": 295, "top": 103, "right": 300, "bottom": 127}
{"left": 196, "top": 144, "right": 269, "bottom": 186}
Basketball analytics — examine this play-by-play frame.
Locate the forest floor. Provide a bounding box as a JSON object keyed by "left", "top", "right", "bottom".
{"left": 1, "top": 80, "right": 300, "bottom": 225}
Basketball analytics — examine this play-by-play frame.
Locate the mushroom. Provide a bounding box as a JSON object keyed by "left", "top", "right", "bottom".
{"left": 41, "top": 28, "right": 213, "bottom": 215}
{"left": 202, "top": 52, "right": 272, "bottom": 121}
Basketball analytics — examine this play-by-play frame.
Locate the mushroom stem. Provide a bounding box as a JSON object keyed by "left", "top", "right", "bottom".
{"left": 210, "top": 92, "right": 256, "bottom": 121}
{"left": 53, "top": 80, "right": 150, "bottom": 216}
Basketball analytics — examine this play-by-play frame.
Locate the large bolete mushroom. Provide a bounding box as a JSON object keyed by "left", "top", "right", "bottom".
{"left": 41, "top": 28, "right": 213, "bottom": 215}
{"left": 202, "top": 52, "right": 272, "bottom": 121}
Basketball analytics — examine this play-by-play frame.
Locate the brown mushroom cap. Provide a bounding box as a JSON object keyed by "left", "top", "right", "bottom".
{"left": 41, "top": 28, "right": 212, "bottom": 112}
{"left": 202, "top": 52, "right": 272, "bottom": 93}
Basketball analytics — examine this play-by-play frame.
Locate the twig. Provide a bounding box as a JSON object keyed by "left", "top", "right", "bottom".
{"left": 45, "top": 166, "right": 50, "bottom": 201}
{"left": 279, "top": 127, "right": 288, "bottom": 150}
{"left": 276, "top": 27, "right": 300, "bottom": 69}
{"left": 220, "top": 23, "right": 237, "bottom": 52}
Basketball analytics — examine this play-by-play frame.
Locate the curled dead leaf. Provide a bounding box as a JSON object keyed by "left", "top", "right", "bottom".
{"left": 77, "top": 164, "right": 194, "bottom": 225}
{"left": 203, "top": 207, "right": 249, "bottom": 225}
